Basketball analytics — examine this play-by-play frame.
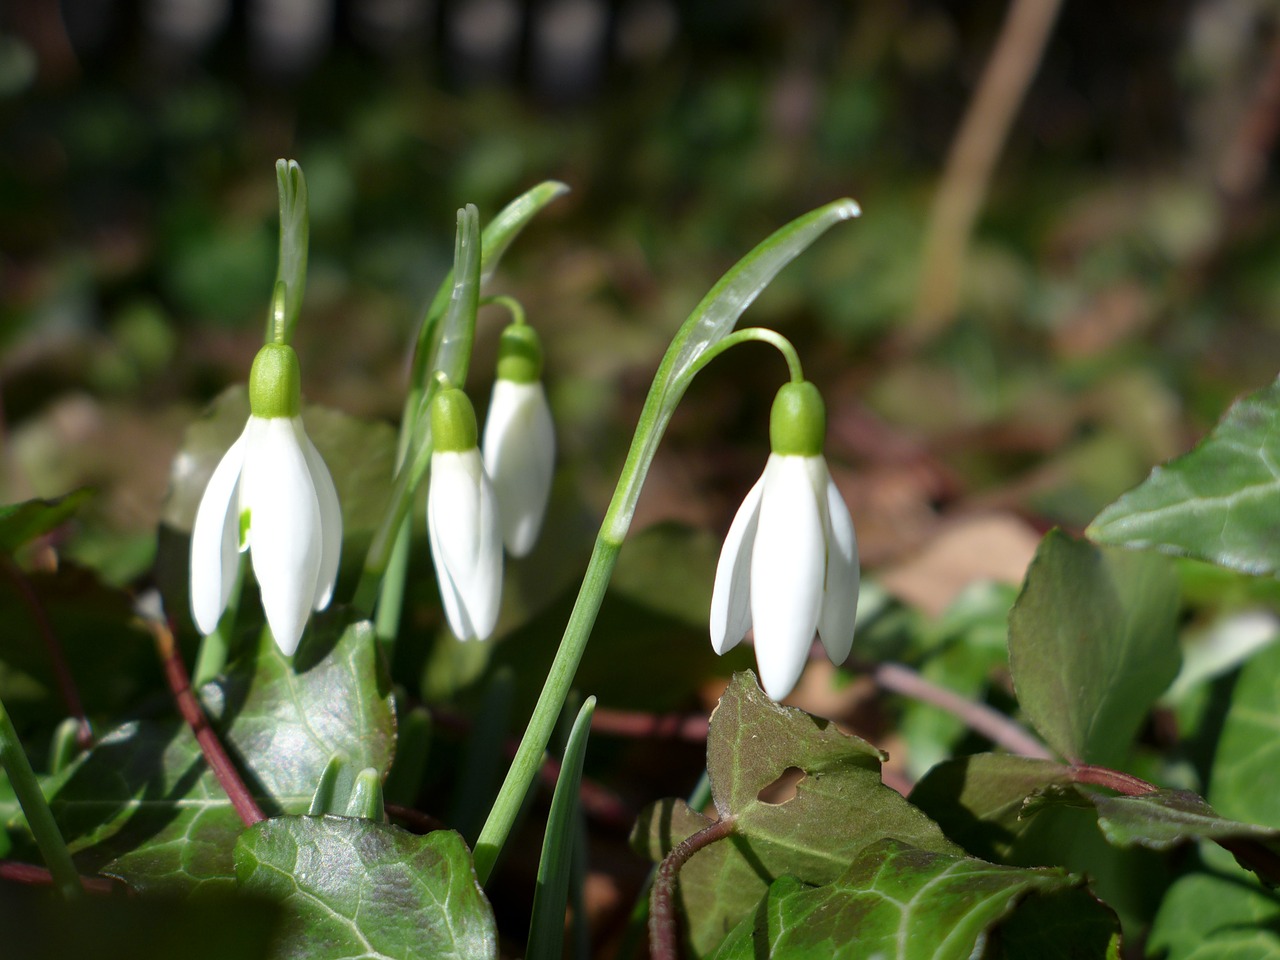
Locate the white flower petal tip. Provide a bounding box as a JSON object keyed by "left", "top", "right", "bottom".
{"left": 482, "top": 380, "right": 556, "bottom": 558}
{"left": 428, "top": 449, "right": 504, "bottom": 642}
{"left": 188, "top": 415, "right": 342, "bottom": 656}
{"left": 708, "top": 453, "right": 861, "bottom": 701}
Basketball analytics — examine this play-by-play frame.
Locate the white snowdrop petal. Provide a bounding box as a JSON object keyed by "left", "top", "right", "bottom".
{"left": 189, "top": 431, "right": 248, "bottom": 635}
{"left": 817, "top": 466, "right": 859, "bottom": 666}
{"left": 709, "top": 474, "right": 765, "bottom": 655}
{"left": 750, "top": 455, "right": 825, "bottom": 700}
{"left": 428, "top": 450, "right": 504, "bottom": 641}
{"left": 482, "top": 380, "right": 555, "bottom": 557}
{"left": 296, "top": 420, "right": 342, "bottom": 611}
{"left": 242, "top": 418, "right": 323, "bottom": 656}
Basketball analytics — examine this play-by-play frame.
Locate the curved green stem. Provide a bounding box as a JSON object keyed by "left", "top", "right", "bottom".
{"left": 680, "top": 327, "right": 804, "bottom": 385}
{"left": 472, "top": 197, "right": 859, "bottom": 884}
{"left": 482, "top": 295, "right": 527, "bottom": 327}
{"left": 0, "top": 694, "right": 80, "bottom": 899}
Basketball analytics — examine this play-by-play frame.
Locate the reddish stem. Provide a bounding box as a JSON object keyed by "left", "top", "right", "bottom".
{"left": 1068, "top": 764, "right": 1158, "bottom": 796}
{"left": 0, "top": 859, "right": 120, "bottom": 895}
{"left": 590, "top": 708, "right": 709, "bottom": 743}
{"left": 153, "top": 619, "right": 265, "bottom": 826}
{"left": 0, "top": 558, "right": 92, "bottom": 749}
{"left": 650, "top": 816, "right": 737, "bottom": 960}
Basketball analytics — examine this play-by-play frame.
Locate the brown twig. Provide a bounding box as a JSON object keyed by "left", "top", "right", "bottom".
{"left": 152, "top": 618, "right": 265, "bottom": 826}
{"left": 650, "top": 816, "right": 738, "bottom": 960}
{"left": 863, "top": 660, "right": 1054, "bottom": 761}
{"left": 0, "top": 557, "right": 92, "bottom": 749}
{"left": 910, "top": 0, "right": 1065, "bottom": 342}
{"left": 590, "top": 707, "right": 709, "bottom": 743}
{"left": 0, "top": 859, "right": 120, "bottom": 895}
{"left": 1218, "top": 29, "right": 1280, "bottom": 206}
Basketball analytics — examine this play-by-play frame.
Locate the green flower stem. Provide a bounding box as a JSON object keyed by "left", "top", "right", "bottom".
{"left": 473, "top": 197, "right": 860, "bottom": 883}
{"left": 680, "top": 326, "right": 804, "bottom": 385}
{"left": 193, "top": 554, "right": 244, "bottom": 687}
{"left": 0, "top": 693, "right": 81, "bottom": 899}
{"left": 473, "top": 534, "right": 621, "bottom": 882}
{"left": 266, "top": 159, "right": 309, "bottom": 346}
{"left": 481, "top": 295, "right": 527, "bottom": 327}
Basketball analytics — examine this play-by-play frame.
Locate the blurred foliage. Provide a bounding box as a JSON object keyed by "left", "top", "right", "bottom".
{"left": 6, "top": 1, "right": 1280, "bottom": 956}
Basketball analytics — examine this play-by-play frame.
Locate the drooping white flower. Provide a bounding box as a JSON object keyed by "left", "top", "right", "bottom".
{"left": 189, "top": 343, "right": 341, "bottom": 656}
{"left": 482, "top": 322, "right": 555, "bottom": 557}
{"left": 710, "top": 381, "right": 859, "bottom": 700}
{"left": 428, "top": 386, "right": 504, "bottom": 641}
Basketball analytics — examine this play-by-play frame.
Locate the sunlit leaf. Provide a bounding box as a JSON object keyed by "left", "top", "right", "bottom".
{"left": 1089, "top": 789, "right": 1280, "bottom": 851}
{"left": 634, "top": 672, "right": 957, "bottom": 956}
{"left": 1008, "top": 531, "right": 1180, "bottom": 766}
{"left": 1088, "top": 377, "right": 1280, "bottom": 576}
{"left": 1148, "top": 866, "right": 1280, "bottom": 960}
{"left": 3, "top": 615, "right": 394, "bottom": 894}
{"left": 235, "top": 816, "right": 496, "bottom": 960}
{"left": 708, "top": 838, "right": 1114, "bottom": 960}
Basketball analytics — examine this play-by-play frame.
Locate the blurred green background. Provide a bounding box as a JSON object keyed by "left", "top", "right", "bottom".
{"left": 3, "top": 0, "right": 1280, "bottom": 623}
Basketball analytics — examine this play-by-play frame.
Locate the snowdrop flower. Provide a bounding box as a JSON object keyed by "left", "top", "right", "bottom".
{"left": 189, "top": 343, "right": 341, "bottom": 656}
{"left": 710, "top": 381, "right": 859, "bottom": 700}
{"left": 428, "top": 385, "right": 504, "bottom": 641}
{"left": 482, "top": 322, "right": 555, "bottom": 557}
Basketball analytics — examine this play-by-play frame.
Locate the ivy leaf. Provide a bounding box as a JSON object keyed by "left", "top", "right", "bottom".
{"left": 1089, "top": 789, "right": 1280, "bottom": 852}
{"left": 1209, "top": 640, "right": 1280, "bottom": 828}
{"left": 8, "top": 615, "right": 394, "bottom": 894}
{"left": 633, "top": 672, "right": 957, "bottom": 956}
{"left": 234, "top": 816, "right": 496, "bottom": 960}
{"left": 909, "top": 754, "right": 1072, "bottom": 861}
{"left": 1148, "top": 867, "right": 1280, "bottom": 960}
{"left": 707, "top": 838, "right": 1115, "bottom": 960}
{"left": 1008, "top": 531, "right": 1180, "bottom": 767}
{"left": 0, "top": 490, "right": 93, "bottom": 553}
{"left": 1088, "top": 376, "right": 1280, "bottom": 576}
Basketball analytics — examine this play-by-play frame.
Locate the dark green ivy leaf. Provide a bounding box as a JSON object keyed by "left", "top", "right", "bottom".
{"left": 0, "top": 490, "right": 93, "bottom": 553}
{"left": 234, "top": 816, "right": 496, "bottom": 960}
{"left": 707, "top": 838, "right": 1116, "bottom": 960}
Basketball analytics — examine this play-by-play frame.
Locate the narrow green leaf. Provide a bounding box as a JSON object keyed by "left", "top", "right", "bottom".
{"left": 309, "top": 755, "right": 357, "bottom": 816}
{"left": 635, "top": 672, "right": 957, "bottom": 956}
{"left": 708, "top": 838, "right": 1107, "bottom": 960}
{"left": 0, "top": 490, "right": 93, "bottom": 553}
{"left": 1088, "top": 376, "right": 1280, "bottom": 576}
{"left": 527, "top": 697, "right": 595, "bottom": 960}
{"left": 271, "top": 158, "right": 309, "bottom": 345}
{"left": 235, "top": 816, "right": 496, "bottom": 960}
{"left": 410, "top": 181, "right": 569, "bottom": 389}
{"left": 1008, "top": 531, "right": 1181, "bottom": 766}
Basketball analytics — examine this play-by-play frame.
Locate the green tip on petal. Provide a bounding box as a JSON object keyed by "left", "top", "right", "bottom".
{"left": 769, "top": 381, "right": 826, "bottom": 456}
{"left": 248, "top": 343, "right": 302, "bottom": 419}
{"left": 431, "top": 387, "right": 480, "bottom": 452}
{"left": 496, "top": 323, "right": 543, "bottom": 383}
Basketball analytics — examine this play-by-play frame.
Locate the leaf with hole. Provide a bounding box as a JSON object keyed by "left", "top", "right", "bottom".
{"left": 633, "top": 672, "right": 958, "bottom": 956}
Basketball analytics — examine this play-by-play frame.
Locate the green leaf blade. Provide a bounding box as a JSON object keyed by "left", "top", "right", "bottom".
{"left": 1088, "top": 377, "right": 1280, "bottom": 576}
{"left": 235, "top": 816, "right": 497, "bottom": 960}
{"left": 709, "top": 839, "right": 1111, "bottom": 960}
{"left": 1008, "top": 531, "right": 1181, "bottom": 766}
